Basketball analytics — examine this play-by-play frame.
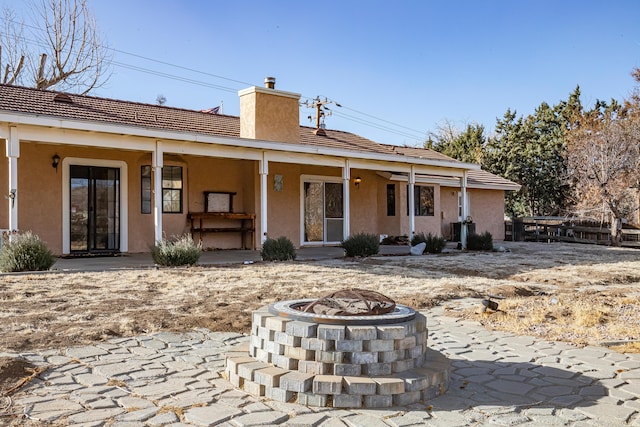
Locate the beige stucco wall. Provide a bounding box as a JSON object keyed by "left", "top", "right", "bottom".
{"left": 14, "top": 142, "right": 64, "bottom": 251}
{"left": 266, "top": 163, "right": 347, "bottom": 246}
{"left": 468, "top": 188, "right": 506, "bottom": 240}
{"left": 14, "top": 143, "right": 153, "bottom": 254}
{"left": 349, "top": 170, "right": 381, "bottom": 236}
{"left": 183, "top": 156, "right": 256, "bottom": 250}
{"left": 440, "top": 188, "right": 459, "bottom": 240}
{"left": 4, "top": 142, "right": 261, "bottom": 254}
{"left": 1, "top": 135, "right": 508, "bottom": 255}
{"left": 440, "top": 186, "right": 506, "bottom": 241}
{"left": 376, "top": 181, "right": 402, "bottom": 237}
{"left": 266, "top": 163, "right": 303, "bottom": 244}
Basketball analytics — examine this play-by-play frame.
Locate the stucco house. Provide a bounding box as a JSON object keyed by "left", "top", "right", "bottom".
{"left": 0, "top": 79, "right": 519, "bottom": 256}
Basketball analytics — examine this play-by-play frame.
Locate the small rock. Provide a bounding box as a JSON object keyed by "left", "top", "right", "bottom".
{"left": 410, "top": 242, "right": 426, "bottom": 255}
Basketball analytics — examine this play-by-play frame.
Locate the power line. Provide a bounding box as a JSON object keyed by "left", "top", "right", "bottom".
{"left": 112, "top": 48, "right": 253, "bottom": 88}
{"left": 332, "top": 111, "right": 426, "bottom": 141}
{"left": 1, "top": 18, "right": 429, "bottom": 143}
{"left": 111, "top": 61, "right": 239, "bottom": 94}
{"left": 320, "top": 95, "right": 428, "bottom": 137}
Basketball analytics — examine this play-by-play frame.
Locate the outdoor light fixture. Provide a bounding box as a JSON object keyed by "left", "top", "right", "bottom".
{"left": 354, "top": 176, "right": 362, "bottom": 188}
{"left": 52, "top": 154, "right": 60, "bottom": 171}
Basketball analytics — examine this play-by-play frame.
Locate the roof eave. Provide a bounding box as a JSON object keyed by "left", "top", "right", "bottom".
{"left": 468, "top": 183, "right": 522, "bottom": 191}
{"left": 0, "top": 111, "right": 480, "bottom": 170}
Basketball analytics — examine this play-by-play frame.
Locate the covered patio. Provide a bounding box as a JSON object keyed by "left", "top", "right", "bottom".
{"left": 50, "top": 245, "right": 414, "bottom": 272}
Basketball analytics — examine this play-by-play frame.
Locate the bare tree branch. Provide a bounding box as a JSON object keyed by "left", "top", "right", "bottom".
{"left": 2, "top": 0, "right": 110, "bottom": 94}
{"left": 0, "top": 7, "right": 28, "bottom": 85}
{"left": 566, "top": 106, "right": 640, "bottom": 243}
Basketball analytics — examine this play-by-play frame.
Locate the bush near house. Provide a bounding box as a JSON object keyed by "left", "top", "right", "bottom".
{"left": 0, "top": 231, "right": 55, "bottom": 272}
{"left": 151, "top": 234, "right": 201, "bottom": 266}
{"left": 467, "top": 231, "right": 494, "bottom": 251}
{"left": 411, "top": 232, "right": 447, "bottom": 254}
{"left": 261, "top": 237, "right": 297, "bottom": 261}
{"left": 341, "top": 233, "right": 380, "bottom": 257}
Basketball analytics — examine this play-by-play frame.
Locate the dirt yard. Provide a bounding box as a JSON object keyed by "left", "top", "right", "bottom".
{"left": 1, "top": 241, "right": 640, "bottom": 394}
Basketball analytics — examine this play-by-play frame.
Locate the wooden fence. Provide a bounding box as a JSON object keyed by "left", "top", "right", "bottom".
{"left": 505, "top": 217, "right": 640, "bottom": 248}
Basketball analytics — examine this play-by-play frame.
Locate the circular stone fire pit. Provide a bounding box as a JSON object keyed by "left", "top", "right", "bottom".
{"left": 224, "top": 291, "right": 450, "bottom": 408}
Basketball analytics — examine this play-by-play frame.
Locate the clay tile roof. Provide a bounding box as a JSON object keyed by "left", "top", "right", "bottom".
{"left": 0, "top": 84, "right": 240, "bottom": 137}
{"left": 0, "top": 84, "right": 444, "bottom": 161}
{"left": 388, "top": 145, "right": 461, "bottom": 162}
{"left": 467, "top": 169, "right": 521, "bottom": 190}
{"left": 0, "top": 84, "right": 519, "bottom": 190}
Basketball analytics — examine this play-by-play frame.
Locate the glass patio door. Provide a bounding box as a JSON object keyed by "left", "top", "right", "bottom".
{"left": 69, "top": 165, "right": 120, "bottom": 253}
{"left": 303, "top": 181, "right": 343, "bottom": 244}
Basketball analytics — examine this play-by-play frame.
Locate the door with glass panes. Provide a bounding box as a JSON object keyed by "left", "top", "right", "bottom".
{"left": 69, "top": 165, "right": 120, "bottom": 253}
{"left": 303, "top": 181, "right": 343, "bottom": 244}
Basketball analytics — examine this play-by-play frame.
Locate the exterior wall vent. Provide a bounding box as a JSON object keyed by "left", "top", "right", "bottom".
{"left": 53, "top": 93, "right": 73, "bottom": 103}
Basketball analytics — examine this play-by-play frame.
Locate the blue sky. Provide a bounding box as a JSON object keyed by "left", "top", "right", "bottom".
{"left": 3, "top": 1, "right": 640, "bottom": 146}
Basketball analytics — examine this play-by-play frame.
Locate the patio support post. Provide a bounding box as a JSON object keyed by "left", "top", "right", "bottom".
{"left": 342, "top": 160, "right": 351, "bottom": 240}
{"left": 153, "top": 141, "right": 163, "bottom": 244}
{"left": 7, "top": 126, "right": 19, "bottom": 239}
{"left": 408, "top": 166, "right": 416, "bottom": 240}
{"left": 460, "top": 171, "right": 469, "bottom": 249}
{"left": 260, "top": 154, "right": 268, "bottom": 245}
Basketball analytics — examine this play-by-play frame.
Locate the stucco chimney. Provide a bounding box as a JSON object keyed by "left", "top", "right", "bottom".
{"left": 239, "top": 78, "right": 301, "bottom": 143}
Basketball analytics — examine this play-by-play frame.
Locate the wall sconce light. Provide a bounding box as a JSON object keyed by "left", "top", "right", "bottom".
{"left": 52, "top": 154, "right": 60, "bottom": 171}
{"left": 354, "top": 176, "right": 362, "bottom": 189}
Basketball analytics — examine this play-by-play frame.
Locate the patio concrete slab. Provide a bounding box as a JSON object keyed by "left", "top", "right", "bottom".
{"left": 5, "top": 300, "right": 640, "bottom": 426}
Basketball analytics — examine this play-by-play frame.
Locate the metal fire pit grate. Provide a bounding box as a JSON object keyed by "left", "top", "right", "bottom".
{"left": 298, "top": 288, "right": 396, "bottom": 316}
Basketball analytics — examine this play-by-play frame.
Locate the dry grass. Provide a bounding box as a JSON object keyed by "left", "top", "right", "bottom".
{"left": 456, "top": 292, "right": 640, "bottom": 350}
{"left": 0, "top": 242, "right": 639, "bottom": 355}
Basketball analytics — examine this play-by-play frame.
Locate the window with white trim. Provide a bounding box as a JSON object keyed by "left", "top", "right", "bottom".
{"left": 162, "top": 166, "right": 183, "bottom": 213}
{"left": 406, "top": 185, "right": 435, "bottom": 216}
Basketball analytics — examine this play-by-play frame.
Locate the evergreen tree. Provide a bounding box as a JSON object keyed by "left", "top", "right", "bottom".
{"left": 427, "top": 122, "right": 485, "bottom": 164}
{"left": 483, "top": 87, "right": 582, "bottom": 217}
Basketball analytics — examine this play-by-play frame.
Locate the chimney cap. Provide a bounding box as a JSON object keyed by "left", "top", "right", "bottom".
{"left": 264, "top": 77, "right": 276, "bottom": 89}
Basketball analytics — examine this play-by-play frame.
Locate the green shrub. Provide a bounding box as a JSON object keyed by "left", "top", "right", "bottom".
{"left": 0, "top": 231, "right": 55, "bottom": 272}
{"left": 151, "top": 234, "right": 201, "bottom": 266}
{"left": 341, "top": 233, "right": 380, "bottom": 257}
{"left": 411, "top": 232, "right": 446, "bottom": 254}
{"left": 467, "top": 231, "right": 493, "bottom": 251}
{"left": 261, "top": 236, "right": 297, "bottom": 261}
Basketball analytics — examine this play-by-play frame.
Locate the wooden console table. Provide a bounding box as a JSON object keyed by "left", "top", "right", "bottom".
{"left": 188, "top": 212, "right": 256, "bottom": 250}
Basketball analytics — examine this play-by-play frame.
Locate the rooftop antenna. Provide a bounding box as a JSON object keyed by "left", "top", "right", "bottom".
{"left": 303, "top": 97, "right": 341, "bottom": 129}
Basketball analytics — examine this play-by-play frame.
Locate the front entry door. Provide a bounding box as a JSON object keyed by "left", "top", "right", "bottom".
{"left": 303, "top": 181, "right": 344, "bottom": 244}
{"left": 69, "top": 165, "right": 120, "bottom": 253}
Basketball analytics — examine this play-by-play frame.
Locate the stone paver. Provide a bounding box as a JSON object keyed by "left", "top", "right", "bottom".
{"left": 5, "top": 299, "right": 640, "bottom": 426}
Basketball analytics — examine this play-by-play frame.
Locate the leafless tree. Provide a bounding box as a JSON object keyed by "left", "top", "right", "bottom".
{"left": 0, "top": 0, "right": 111, "bottom": 94}
{"left": 0, "top": 7, "right": 27, "bottom": 85}
{"left": 565, "top": 105, "right": 640, "bottom": 244}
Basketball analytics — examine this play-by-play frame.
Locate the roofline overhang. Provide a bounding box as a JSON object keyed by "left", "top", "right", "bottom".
{"left": 0, "top": 111, "right": 480, "bottom": 171}
{"left": 377, "top": 171, "right": 521, "bottom": 191}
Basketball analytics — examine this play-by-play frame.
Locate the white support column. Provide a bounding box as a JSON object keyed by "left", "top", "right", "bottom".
{"left": 408, "top": 166, "right": 416, "bottom": 240}
{"left": 260, "top": 154, "right": 268, "bottom": 245}
{"left": 460, "top": 171, "right": 469, "bottom": 249}
{"left": 153, "top": 141, "right": 163, "bottom": 244}
{"left": 342, "top": 160, "right": 351, "bottom": 240}
{"left": 7, "top": 126, "right": 19, "bottom": 237}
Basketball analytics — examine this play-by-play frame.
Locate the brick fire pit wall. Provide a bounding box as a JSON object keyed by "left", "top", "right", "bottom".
{"left": 224, "top": 300, "right": 450, "bottom": 408}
